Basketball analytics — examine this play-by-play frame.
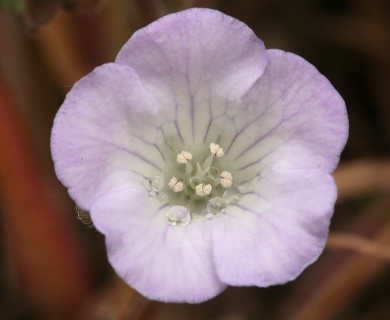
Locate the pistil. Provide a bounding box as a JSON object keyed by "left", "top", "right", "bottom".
{"left": 147, "top": 142, "right": 243, "bottom": 223}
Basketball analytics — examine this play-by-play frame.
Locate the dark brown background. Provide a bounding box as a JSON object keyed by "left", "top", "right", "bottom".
{"left": 0, "top": 0, "right": 389, "bottom": 319}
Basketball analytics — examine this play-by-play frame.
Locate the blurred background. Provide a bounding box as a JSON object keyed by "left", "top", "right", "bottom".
{"left": 0, "top": 0, "right": 389, "bottom": 319}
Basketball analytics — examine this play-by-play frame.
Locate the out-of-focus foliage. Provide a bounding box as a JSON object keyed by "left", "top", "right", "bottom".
{"left": 0, "top": 0, "right": 104, "bottom": 29}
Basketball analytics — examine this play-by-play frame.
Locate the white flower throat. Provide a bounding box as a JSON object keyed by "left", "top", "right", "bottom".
{"left": 145, "top": 143, "right": 243, "bottom": 225}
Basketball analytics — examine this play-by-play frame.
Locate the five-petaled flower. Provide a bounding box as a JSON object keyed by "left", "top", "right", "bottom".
{"left": 51, "top": 8, "right": 348, "bottom": 303}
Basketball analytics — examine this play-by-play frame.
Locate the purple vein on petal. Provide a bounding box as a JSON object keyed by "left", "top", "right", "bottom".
{"left": 202, "top": 87, "right": 215, "bottom": 144}
{"left": 236, "top": 140, "right": 287, "bottom": 172}
{"left": 130, "top": 170, "right": 149, "bottom": 180}
{"left": 235, "top": 203, "right": 316, "bottom": 244}
{"left": 154, "top": 143, "right": 167, "bottom": 162}
{"left": 236, "top": 192, "right": 265, "bottom": 205}
{"left": 60, "top": 126, "right": 163, "bottom": 172}
{"left": 98, "top": 140, "right": 162, "bottom": 172}
{"left": 233, "top": 117, "right": 285, "bottom": 162}
{"left": 143, "top": 33, "right": 185, "bottom": 146}
{"left": 181, "top": 25, "right": 196, "bottom": 142}
{"left": 238, "top": 173, "right": 261, "bottom": 186}
{"left": 226, "top": 63, "right": 318, "bottom": 158}
{"left": 230, "top": 205, "right": 299, "bottom": 246}
{"left": 204, "top": 114, "right": 227, "bottom": 145}
{"left": 234, "top": 204, "right": 279, "bottom": 235}
{"left": 95, "top": 159, "right": 149, "bottom": 180}
{"left": 174, "top": 121, "right": 185, "bottom": 144}
{"left": 234, "top": 84, "right": 323, "bottom": 166}
{"left": 116, "top": 147, "right": 162, "bottom": 172}
{"left": 203, "top": 119, "right": 212, "bottom": 144}
{"left": 188, "top": 79, "right": 196, "bottom": 141}
{"left": 229, "top": 204, "right": 256, "bottom": 216}
{"left": 203, "top": 95, "right": 229, "bottom": 144}
{"left": 233, "top": 106, "right": 303, "bottom": 164}
{"left": 129, "top": 133, "right": 167, "bottom": 163}
{"left": 158, "top": 203, "right": 169, "bottom": 214}
{"left": 225, "top": 102, "right": 273, "bottom": 155}
{"left": 158, "top": 126, "right": 175, "bottom": 153}
{"left": 216, "top": 133, "right": 222, "bottom": 144}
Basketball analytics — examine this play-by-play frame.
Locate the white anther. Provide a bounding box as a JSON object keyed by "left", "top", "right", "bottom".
{"left": 220, "top": 171, "right": 233, "bottom": 188}
{"left": 177, "top": 151, "right": 192, "bottom": 164}
{"left": 196, "top": 183, "right": 212, "bottom": 196}
{"left": 168, "top": 177, "right": 184, "bottom": 192}
{"left": 209, "top": 143, "right": 224, "bottom": 157}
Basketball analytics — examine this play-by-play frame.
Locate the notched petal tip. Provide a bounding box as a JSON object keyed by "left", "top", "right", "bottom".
{"left": 266, "top": 49, "right": 349, "bottom": 166}
{"left": 51, "top": 6, "right": 349, "bottom": 303}
{"left": 116, "top": 8, "right": 268, "bottom": 102}
{"left": 229, "top": 48, "right": 349, "bottom": 177}
{"left": 90, "top": 188, "right": 226, "bottom": 303}
{"left": 212, "top": 170, "right": 337, "bottom": 287}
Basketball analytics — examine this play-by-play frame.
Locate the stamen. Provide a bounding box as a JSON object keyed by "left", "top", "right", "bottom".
{"left": 168, "top": 177, "right": 184, "bottom": 192}
{"left": 159, "top": 142, "right": 239, "bottom": 224}
{"left": 201, "top": 155, "right": 214, "bottom": 171}
{"left": 185, "top": 162, "right": 193, "bottom": 176}
{"left": 220, "top": 171, "right": 233, "bottom": 188}
{"left": 209, "top": 143, "right": 224, "bottom": 157}
{"left": 177, "top": 151, "right": 192, "bottom": 164}
{"left": 196, "top": 183, "right": 212, "bottom": 196}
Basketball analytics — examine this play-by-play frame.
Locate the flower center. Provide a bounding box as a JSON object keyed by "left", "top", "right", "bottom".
{"left": 145, "top": 143, "right": 243, "bottom": 225}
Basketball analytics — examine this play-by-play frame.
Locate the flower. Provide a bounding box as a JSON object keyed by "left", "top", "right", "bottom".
{"left": 51, "top": 8, "right": 348, "bottom": 303}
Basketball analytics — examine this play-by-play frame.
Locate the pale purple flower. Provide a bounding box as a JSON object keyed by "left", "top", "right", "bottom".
{"left": 51, "top": 8, "right": 348, "bottom": 303}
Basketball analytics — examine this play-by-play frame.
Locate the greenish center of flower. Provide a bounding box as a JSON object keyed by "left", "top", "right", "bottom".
{"left": 145, "top": 143, "right": 243, "bottom": 225}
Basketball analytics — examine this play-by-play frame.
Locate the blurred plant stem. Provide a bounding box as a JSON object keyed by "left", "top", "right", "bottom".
{"left": 35, "top": 10, "right": 93, "bottom": 88}
{"left": 334, "top": 158, "right": 390, "bottom": 200}
{"left": 284, "top": 208, "right": 390, "bottom": 320}
{"left": 0, "top": 78, "right": 90, "bottom": 319}
{"left": 99, "top": 0, "right": 134, "bottom": 60}
{"left": 274, "top": 158, "right": 390, "bottom": 320}
{"left": 77, "top": 276, "right": 153, "bottom": 320}
{"left": 77, "top": 275, "right": 208, "bottom": 320}
{"left": 328, "top": 232, "right": 390, "bottom": 260}
{"left": 1, "top": 1, "right": 389, "bottom": 319}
